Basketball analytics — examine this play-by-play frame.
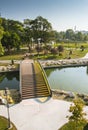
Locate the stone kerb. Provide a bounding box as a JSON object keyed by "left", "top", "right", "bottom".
{"left": 40, "top": 58, "right": 88, "bottom": 68}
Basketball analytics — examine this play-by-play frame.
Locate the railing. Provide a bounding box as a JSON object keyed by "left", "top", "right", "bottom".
{"left": 34, "top": 60, "right": 52, "bottom": 96}
{"left": 20, "top": 60, "right": 22, "bottom": 99}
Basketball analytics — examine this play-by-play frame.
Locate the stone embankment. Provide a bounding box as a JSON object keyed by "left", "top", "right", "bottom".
{"left": 0, "top": 65, "right": 18, "bottom": 72}
{"left": 52, "top": 89, "right": 88, "bottom": 105}
{"left": 40, "top": 58, "right": 88, "bottom": 68}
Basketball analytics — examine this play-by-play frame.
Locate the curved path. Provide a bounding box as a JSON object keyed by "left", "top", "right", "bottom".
{"left": 0, "top": 98, "right": 71, "bottom": 130}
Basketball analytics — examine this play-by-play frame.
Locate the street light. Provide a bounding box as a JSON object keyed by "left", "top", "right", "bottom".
{"left": 4, "top": 87, "right": 11, "bottom": 129}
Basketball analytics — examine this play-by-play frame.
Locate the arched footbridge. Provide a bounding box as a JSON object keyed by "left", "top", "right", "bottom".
{"left": 20, "top": 59, "right": 52, "bottom": 100}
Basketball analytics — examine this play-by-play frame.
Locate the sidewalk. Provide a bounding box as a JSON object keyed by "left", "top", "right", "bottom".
{"left": 0, "top": 60, "right": 21, "bottom": 64}
{"left": 0, "top": 98, "right": 71, "bottom": 130}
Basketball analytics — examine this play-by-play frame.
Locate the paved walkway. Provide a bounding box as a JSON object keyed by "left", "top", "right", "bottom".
{"left": 1, "top": 98, "right": 88, "bottom": 130}
{"left": 0, "top": 60, "right": 21, "bottom": 64}
{"left": 0, "top": 98, "right": 71, "bottom": 130}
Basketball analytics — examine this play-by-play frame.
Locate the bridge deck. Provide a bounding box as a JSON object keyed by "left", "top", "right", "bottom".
{"left": 20, "top": 59, "right": 51, "bottom": 100}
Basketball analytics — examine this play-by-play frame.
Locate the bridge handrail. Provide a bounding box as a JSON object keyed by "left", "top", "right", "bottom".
{"left": 20, "top": 60, "right": 23, "bottom": 99}
{"left": 34, "top": 60, "right": 52, "bottom": 96}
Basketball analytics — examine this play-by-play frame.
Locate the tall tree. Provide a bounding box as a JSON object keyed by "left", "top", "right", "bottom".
{"left": 0, "top": 18, "right": 4, "bottom": 55}
{"left": 23, "top": 26, "right": 32, "bottom": 52}
{"left": 1, "top": 31, "right": 13, "bottom": 53}
{"left": 57, "top": 31, "right": 65, "bottom": 42}
{"left": 76, "top": 32, "right": 84, "bottom": 41}
{"left": 0, "top": 43, "right": 4, "bottom": 56}
{"left": 24, "top": 16, "right": 52, "bottom": 44}
{"left": 1, "top": 18, "right": 24, "bottom": 48}
{"left": 34, "top": 16, "right": 52, "bottom": 43}
{"left": 65, "top": 29, "right": 75, "bottom": 41}
{"left": 1, "top": 31, "right": 20, "bottom": 53}
{"left": 11, "top": 32, "right": 20, "bottom": 50}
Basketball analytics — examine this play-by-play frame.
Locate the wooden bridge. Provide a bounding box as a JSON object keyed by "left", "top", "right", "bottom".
{"left": 20, "top": 59, "right": 52, "bottom": 100}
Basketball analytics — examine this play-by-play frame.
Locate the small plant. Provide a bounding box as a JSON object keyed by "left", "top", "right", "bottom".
{"left": 80, "top": 45, "right": 85, "bottom": 51}
{"left": 59, "top": 98, "right": 88, "bottom": 130}
{"left": 11, "top": 59, "right": 14, "bottom": 65}
{"left": 68, "top": 98, "right": 87, "bottom": 123}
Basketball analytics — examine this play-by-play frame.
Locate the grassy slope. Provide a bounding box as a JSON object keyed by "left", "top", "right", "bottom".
{"left": 59, "top": 121, "right": 88, "bottom": 130}
{"left": 0, "top": 48, "right": 88, "bottom": 60}
{"left": 0, "top": 116, "right": 17, "bottom": 130}
{"left": 0, "top": 43, "right": 88, "bottom": 60}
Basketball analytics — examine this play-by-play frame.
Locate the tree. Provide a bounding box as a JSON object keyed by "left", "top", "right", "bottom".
{"left": 0, "top": 19, "right": 4, "bottom": 39}
{"left": 23, "top": 27, "right": 32, "bottom": 52}
{"left": 0, "top": 43, "right": 4, "bottom": 56}
{"left": 76, "top": 32, "right": 84, "bottom": 41}
{"left": 1, "top": 31, "right": 13, "bottom": 53}
{"left": 58, "top": 45, "right": 64, "bottom": 52}
{"left": 2, "top": 18, "right": 23, "bottom": 34}
{"left": 84, "top": 35, "right": 88, "bottom": 41}
{"left": 65, "top": 29, "right": 75, "bottom": 41}
{"left": 57, "top": 31, "right": 65, "bottom": 42}
{"left": 1, "top": 31, "right": 20, "bottom": 53}
{"left": 35, "top": 44, "right": 43, "bottom": 56}
{"left": 51, "top": 47, "right": 58, "bottom": 54}
{"left": 68, "top": 98, "right": 86, "bottom": 123}
{"left": 80, "top": 45, "right": 85, "bottom": 51}
{"left": 1, "top": 18, "right": 23, "bottom": 50}
{"left": 35, "top": 16, "right": 52, "bottom": 43}
{"left": 11, "top": 33, "right": 20, "bottom": 50}
{"left": 58, "top": 45, "right": 64, "bottom": 55}
{"left": 24, "top": 16, "right": 52, "bottom": 44}
{"left": 0, "top": 18, "right": 4, "bottom": 55}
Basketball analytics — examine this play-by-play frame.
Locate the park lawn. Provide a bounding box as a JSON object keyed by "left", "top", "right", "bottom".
{"left": 0, "top": 50, "right": 87, "bottom": 60}
{"left": 56, "top": 42, "right": 88, "bottom": 48}
{"left": 67, "top": 49, "right": 88, "bottom": 59}
{"left": 0, "top": 116, "right": 17, "bottom": 130}
{"left": 0, "top": 54, "right": 23, "bottom": 60}
{"left": 59, "top": 120, "right": 88, "bottom": 130}
{"left": 0, "top": 44, "right": 88, "bottom": 60}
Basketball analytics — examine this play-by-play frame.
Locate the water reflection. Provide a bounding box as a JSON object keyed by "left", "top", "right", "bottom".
{"left": 0, "top": 71, "right": 19, "bottom": 90}
{"left": 0, "top": 71, "right": 19, "bottom": 81}
{"left": 86, "top": 66, "right": 88, "bottom": 75}
{"left": 45, "top": 66, "right": 88, "bottom": 94}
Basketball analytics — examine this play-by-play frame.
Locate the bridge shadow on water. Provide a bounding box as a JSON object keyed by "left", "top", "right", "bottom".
{"left": 34, "top": 96, "right": 51, "bottom": 103}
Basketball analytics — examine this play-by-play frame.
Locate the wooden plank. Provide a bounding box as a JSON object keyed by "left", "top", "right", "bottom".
{"left": 20, "top": 59, "right": 51, "bottom": 99}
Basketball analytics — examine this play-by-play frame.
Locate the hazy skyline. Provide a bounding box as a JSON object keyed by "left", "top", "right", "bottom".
{"left": 0, "top": 0, "right": 88, "bottom": 31}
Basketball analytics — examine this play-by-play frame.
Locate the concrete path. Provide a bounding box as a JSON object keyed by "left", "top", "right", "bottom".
{"left": 0, "top": 98, "right": 71, "bottom": 130}
{"left": 0, "top": 60, "right": 21, "bottom": 64}
{"left": 1, "top": 98, "right": 88, "bottom": 130}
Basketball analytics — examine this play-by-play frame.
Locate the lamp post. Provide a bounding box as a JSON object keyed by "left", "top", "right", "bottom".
{"left": 4, "top": 87, "right": 10, "bottom": 129}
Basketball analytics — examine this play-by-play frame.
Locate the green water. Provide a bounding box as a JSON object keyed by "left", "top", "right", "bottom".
{"left": 0, "top": 71, "right": 19, "bottom": 90}
{"left": 1, "top": 66, "right": 88, "bottom": 94}
{"left": 45, "top": 66, "right": 88, "bottom": 94}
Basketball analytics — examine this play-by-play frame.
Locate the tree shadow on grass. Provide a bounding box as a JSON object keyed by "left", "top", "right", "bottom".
{"left": 4, "top": 128, "right": 8, "bottom": 130}
{"left": 83, "top": 123, "right": 88, "bottom": 130}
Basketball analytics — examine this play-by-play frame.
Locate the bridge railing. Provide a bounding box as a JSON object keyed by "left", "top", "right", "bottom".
{"left": 19, "top": 60, "right": 23, "bottom": 100}
{"left": 34, "top": 60, "right": 52, "bottom": 96}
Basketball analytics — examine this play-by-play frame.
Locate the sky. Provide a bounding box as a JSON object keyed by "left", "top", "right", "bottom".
{"left": 0, "top": 0, "right": 88, "bottom": 32}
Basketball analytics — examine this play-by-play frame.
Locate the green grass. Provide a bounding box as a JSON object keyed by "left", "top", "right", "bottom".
{"left": 0, "top": 116, "right": 17, "bottom": 130}
{"left": 34, "top": 49, "right": 88, "bottom": 60}
{"left": 0, "top": 43, "right": 88, "bottom": 60}
{"left": 0, "top": 49, "right": 87, "bottom": 60}
{"left": 57, "top": 42, "right": 88, "bottom": 48}
{"left": 0, "top": 54, "right": 23, "bottom": 60}
{"left": 59, "top": 121, "right": 88, "bottom": 130}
